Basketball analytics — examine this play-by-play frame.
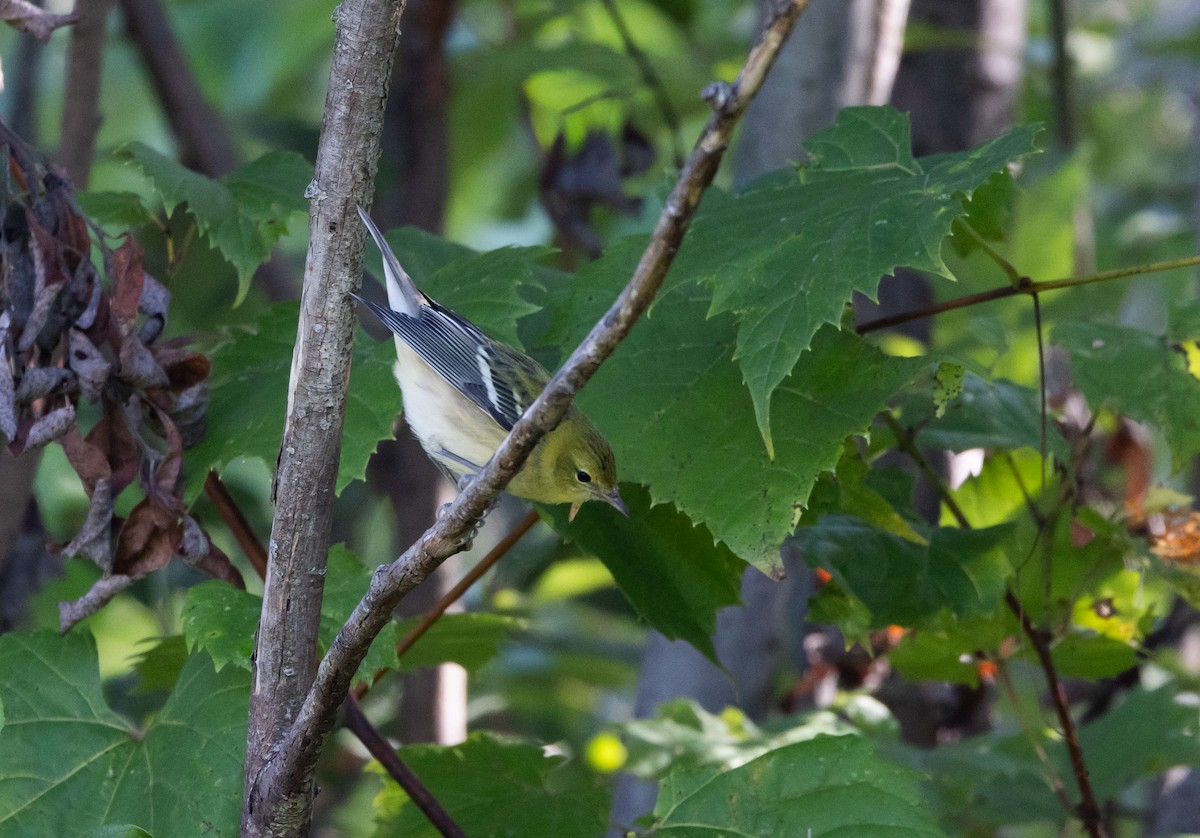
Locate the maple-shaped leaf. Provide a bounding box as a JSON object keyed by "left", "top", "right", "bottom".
{"left": 673, "top": 106, "right": 1040, "bottom": 454}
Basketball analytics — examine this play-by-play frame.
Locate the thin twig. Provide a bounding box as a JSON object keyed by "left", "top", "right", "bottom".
{"left": 253, "top": 0, "right": 813, "bottom": 820}
{"left": 0, "top": 0, "right": 76, "bottom": 41}
{"left": 204, "top": 471, "right": 268, "bottom": 580}
{"left": 342, "top": 694, "right": 469, "bottom": 838}
{"left": 598, "top": 0, "right": 684, "bottom": 168}
{"left": 856, "top": 254, "right": 1200, "bottom": 334}
{"left": 886, "top": 414, "right": 1107, "bottom": 838}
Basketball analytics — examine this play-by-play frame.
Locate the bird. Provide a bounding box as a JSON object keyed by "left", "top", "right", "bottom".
{"left": 353, "top": 206, "right": 627, "bottom": 522}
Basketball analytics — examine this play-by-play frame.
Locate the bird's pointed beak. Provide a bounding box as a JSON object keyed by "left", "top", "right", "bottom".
{"left": 569, "top": 501, "right": 582, "bottom": 522}
{"left": 603, "top": 489, "right": 629, "bottom": 518}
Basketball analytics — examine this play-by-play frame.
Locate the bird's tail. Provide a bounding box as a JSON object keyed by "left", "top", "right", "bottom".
{"left": 356, "top": 205, "right": 424, "bottom": 318}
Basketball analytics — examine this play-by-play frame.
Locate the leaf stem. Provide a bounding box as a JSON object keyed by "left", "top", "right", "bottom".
{"left": 857, "top": 254, "right": 1200, "bottom": 335}
{"left": 953, "top": 217, "right": 1022, "bottom": 286}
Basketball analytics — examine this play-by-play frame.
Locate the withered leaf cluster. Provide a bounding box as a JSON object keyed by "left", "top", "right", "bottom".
{"left": 0, "top": 123, "right": 243, "bottom": 629}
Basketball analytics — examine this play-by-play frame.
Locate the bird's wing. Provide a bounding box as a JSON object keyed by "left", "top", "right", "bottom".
{"left": 356, "top": 296, "right": 546, "bottom": 431}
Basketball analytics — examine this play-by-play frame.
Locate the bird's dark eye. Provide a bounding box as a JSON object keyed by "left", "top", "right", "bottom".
{"left": 576, "top": 470, "right": 592, "bottom": 484}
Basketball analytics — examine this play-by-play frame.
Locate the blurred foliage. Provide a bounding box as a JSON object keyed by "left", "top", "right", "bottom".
{"left": 2, "top": 1, "right": 1200, "bottom": 837}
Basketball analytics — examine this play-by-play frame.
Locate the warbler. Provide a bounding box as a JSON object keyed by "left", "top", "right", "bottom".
{"left": 354, "top": 207, "right": 627, "bottom": 521}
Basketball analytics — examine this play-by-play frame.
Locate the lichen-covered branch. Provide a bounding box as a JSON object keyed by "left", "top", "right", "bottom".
{"left": 251, "top": 0, "right": 812, "bottom": 818}
{"left": 241, "top": 1, "right": 407, "bottom": 835}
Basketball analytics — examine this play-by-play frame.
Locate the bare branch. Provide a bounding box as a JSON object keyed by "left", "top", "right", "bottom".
{"left": 58, "top": 573, "right": 133, "bottom": 632}
{"left": 118, "top": 0, "right": 239, "bottom": 177}
{"left": 250, "top": 0, "right": 813, "bottom": 819}
{"left": 241, "top": 0, "right": 407, "bottom": 834}
{"left": 59, "top": 0, "right": 114, "bottom": 186}
{"left": 0, "top": 0, "right": 76, "bottom": 41}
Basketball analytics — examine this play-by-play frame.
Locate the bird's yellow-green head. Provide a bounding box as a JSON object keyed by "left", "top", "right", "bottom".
{"left": 510, "top": 406, "right": 626, "bottom": 520}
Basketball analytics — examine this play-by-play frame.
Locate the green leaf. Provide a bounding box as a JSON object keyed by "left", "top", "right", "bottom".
{"left": 673, "top": 107, "right": 1040, "bottom": 450}
{"left": 391, "top": 613, "right": 525, "bottom": 673}
{"left": 130, "top": 634, "right": 189, "bottom": 692}
{"left": 649, "top": 734, "right": 948, "bottom": 837}
{"left": 834, "top": 442, "right": 927, "bottom": 545}
{"left": 541, "top": 484, "right": 744, "bottom": 664}
{"left": 75, "top": 191, "right": 152, "bottom": 229}
{"left": 182, "top": 547, "right": 399, "bottom": 685}
{"left": 372, "top": 732, "right": 609, "bottom": 838}
{"left": 560, "top": 241, "right": 928, "bottom": 570}
{"left": 0, "top": 632, "right": 247, "bottom": 837}
{"left": 1049, "top": 633, "right": 1138, "bottom": 679}
{"left": 117, "top": 143, "right": 310, "bottom": 304}
{"left": 621, "top": 699, "right": 856, "bottom": 780}
{"left": 184, "top": 302, "right": 403, "bottom": 501}
{"left": 1056, "top": 321, "right": 1200, "bottom": 470}
{"left": 1075, "top": 686, "right": 1199, "bottom": 801}
{"left": 795, "top": 517, "right": 1012, "bottom": 628}
{"left": 912, "top": 374, "right": 1065, "bottom": 460}
{"left": 80, "top": 827, "right": 154, "bottom": 838}
{"left": 182, "top": 582, "right": 260, "bottom": 670}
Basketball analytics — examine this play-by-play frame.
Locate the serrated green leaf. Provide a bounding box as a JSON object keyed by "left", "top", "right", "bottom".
{"left": 0, "top": 632, "right": 246, "bottom": 837}
{"left": 560, "top": 241, "right": 928, "bottom": 570}
{"left": 182, "top": 582, "right": 260, "bottom": 670}
{"left": 672, "top": 107, "right": 1040, "bottom": 449}
{"left": 649, "top": 734, "right": 948, "bottom": 837}
{"left": 795, "top": 517, "right": 1012, "bottom": 627}
{"left": 913, "top": 374, "right": 1066, "bottom": 460}
{"left": 541, "top": 484, "right": 744, "bottom": 664}
{"left": 1056, "top": 321, "right": 1200, "bottom": 470}
{"left": 393, "top": 613, "right": 527, "bottom": 673}
{"left": 116, "top": 143, "right": 310, "bottom": 304}
{"left": 372, "top": 732, "right": 609, "bottom": 838}
{"left": 621, "top": 698, "right": 856, "bottom": 781}
{"left": 75, "top": 190, "right": 152, "bottom": 229}
{"left": 184, "top": 302, "right": 403, "bottom": 502}
{"left": 182, "top": 547, "right": 397, "bottom": 685}
{"left": 932, "top": 362, "right": 964, "bottom": 418}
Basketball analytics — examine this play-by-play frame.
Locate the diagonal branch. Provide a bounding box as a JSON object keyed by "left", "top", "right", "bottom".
{"left": 251, "top": 0, "right": 813, "bottom": 819}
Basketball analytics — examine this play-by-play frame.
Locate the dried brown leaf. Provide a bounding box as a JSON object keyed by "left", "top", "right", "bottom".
{"left": 59, "top": 424, "right": 111, "bottom": 492}
{"left": 118, "top": 337, "right": 168, "bottom": 389}
{"left": 60, "top": 477, "right": 114, "bottom": 572}
{"left": 86, "top": 400, "right": 139, "bottom": 495}
{"left": 23, "top": 403, "right": 74, "bottom": 449}
{"left": 14, "top": 365, "right": 73, "bottom": 402}
{"left": 137, "top": 273, "right": 170, "bottom": 345}
{"left": 68, "top": 328, "right": 110, "bottom": 402}
{"left": 109, "top": 237, "right": 145, "bottom": 327}
{"left": 112, "top": 499, "right": 178, "bottom": 577}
